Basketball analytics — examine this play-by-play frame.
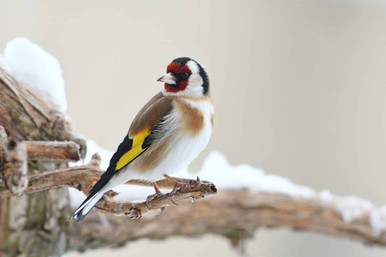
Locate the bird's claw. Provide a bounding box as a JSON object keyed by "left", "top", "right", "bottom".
{"left": 164, "top": 174, "right": 187, "bottom": 205}
{"left": 156, "top": 207, "right": 166, "bottom": 216}
{"left": 146, "top": 182, "right": 163, "bottom": 210}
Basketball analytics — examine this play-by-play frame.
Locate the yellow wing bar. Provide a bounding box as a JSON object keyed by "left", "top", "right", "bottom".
{"left": 115, "top": 128, "right": 151, "bottom": 170}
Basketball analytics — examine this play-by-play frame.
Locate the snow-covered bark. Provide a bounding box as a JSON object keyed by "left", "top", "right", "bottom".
{"left": 0, "top": 38, "right": 67, "bottom": 112}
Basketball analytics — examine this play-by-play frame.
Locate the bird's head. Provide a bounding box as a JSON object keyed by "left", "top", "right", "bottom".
{"left": 158, "top": 57, "right": 209, "bottom": 97}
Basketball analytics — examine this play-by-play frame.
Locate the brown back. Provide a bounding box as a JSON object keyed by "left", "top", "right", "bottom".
{"left": 128, "top": 92, "right": 173, "bottom": 137}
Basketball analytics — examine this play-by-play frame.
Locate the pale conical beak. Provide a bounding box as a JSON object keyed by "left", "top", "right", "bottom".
{"left": 157, "top": 73, "right": 176, "bottom": 84}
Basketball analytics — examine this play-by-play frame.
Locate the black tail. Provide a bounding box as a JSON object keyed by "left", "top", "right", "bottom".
{"left": 69, "top": 171, "right": 114, "bottom": 222}
{"left": 69, "top": 136, "right": 133, "bottom": 221}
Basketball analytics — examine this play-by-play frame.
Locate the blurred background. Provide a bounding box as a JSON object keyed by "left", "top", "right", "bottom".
{"left": 2, "top": 0, "right": 386, "bottom": 256}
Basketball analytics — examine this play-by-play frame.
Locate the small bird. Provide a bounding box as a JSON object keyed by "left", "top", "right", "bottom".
{"left": 70, "top": 57, "right": 213, "bottom": 221}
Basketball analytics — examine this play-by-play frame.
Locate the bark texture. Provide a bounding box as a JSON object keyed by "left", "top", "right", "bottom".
{"left": 0, "top": 154, "right": 217, "bottom": 219}
{"left": 25, "top": 141, "right": 80, "bottom": 162}
{"left": 68, "top": 190, "right": 386, "bottom": 251}
{"left": 0, "top": 67, "right": 85, "bottom": 257}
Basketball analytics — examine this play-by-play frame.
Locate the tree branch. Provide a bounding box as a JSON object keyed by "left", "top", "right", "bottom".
{"left": 69, "top": 190, "right": 386, "bottom": 251}
{"left": 25, "top": 141, "right": 81, "bottom": 161}
{"left": 0, "top": 154, "right": 217, "bottom": 219}
{"left": 0, "top": 127, "right": 81, "bottom": 194}
{"left": 3, "top": 146, "right": 383, "bottom": 249}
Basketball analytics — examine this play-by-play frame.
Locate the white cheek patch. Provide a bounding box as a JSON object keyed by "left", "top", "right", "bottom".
{"left": 188, "top": 73, "right": 203, "bottom": 89}
{"left": 185, "top": 60, "right": 203, "bottom": 96}
{"left": 186, "top": 60, "right": 199, "bottom": 74}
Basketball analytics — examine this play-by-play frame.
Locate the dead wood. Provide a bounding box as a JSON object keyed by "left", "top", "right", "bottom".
{"left": 69, "top": 190, "right": 386, "bottom": 251}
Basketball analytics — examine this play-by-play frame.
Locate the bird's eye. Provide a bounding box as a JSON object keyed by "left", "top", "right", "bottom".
{"left": 180, "top": 72, "right": 190, "bottom": 80}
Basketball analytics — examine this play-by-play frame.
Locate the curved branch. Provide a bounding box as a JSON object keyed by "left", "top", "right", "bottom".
{"left": 69, "top": 190, "right": 386, "bottom": 251}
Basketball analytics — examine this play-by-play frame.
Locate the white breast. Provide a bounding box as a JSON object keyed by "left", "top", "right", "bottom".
{"left": 104, "top": 98, "right": 213, "bottom": 191}
{"left": 132, "top": 98, "right": 213, "bottom": 181}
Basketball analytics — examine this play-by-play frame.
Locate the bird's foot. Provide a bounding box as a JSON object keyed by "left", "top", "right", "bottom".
{"left": 163, "top": 174, "right": 187, "bottom": 205}
{"left": 145, "top": 182, "right": 163, "bottom": 210}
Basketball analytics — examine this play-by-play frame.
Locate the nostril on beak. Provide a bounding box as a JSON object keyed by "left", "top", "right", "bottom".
{"left": 157, "top": 73, "right": 176, "bottom": 84}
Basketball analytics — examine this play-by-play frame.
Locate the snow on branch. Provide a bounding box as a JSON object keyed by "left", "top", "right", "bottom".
{"left": 0, "top": 37, "right": 67, "bottom": 112}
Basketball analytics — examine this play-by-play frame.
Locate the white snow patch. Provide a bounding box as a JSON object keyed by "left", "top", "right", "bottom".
{"left": 113, "top": 151, "right": 316, "bottom": 203}
{"left": 370, "top": 205, "right": 386, "bottom": 236}
{"left": 318, "top": 191, "right": 386, "bottom": 236}
{"left": 319, "top": 189, "right": 333, "bottom": 203}
{"left": 68, "top": 187, "right": 86, "bottom": 208}
{"left": 318, "top": 190, "right": 372, "bottom": 223}
{"left": 335, "top": 196, "right": 373, "bottom": 224}
{"left": 319, "top": 193, "right": 386, "bottom": 236}
{"left": 0, "top": 37, "right": 67, "bottom": 112}
{"left": 175, "top": 151, "right": 316, "bottom": 198}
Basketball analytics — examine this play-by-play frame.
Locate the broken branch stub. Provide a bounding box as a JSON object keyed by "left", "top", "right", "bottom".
{"left": 25, "top": 141, "right": 81, "bottom": 162}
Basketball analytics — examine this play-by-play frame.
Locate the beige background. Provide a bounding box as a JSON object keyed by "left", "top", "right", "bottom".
{"left": 2, "top": 0, "right": 386, "bottom": 256}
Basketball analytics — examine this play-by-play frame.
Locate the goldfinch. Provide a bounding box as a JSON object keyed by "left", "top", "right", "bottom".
{"left": 71, "top": 57, "right": 213, "bottom": 221}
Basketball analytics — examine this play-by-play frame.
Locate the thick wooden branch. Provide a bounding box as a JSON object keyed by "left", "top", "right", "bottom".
{"left": 0, "top": 163, "right": 101, "bottom": 198}
{"left": 0, "top": 126, "right": 81, "bottom": 195}
{"left": 70, "top": 190, "right": 386, "bottom": 251}
{"left": 25, "top": 141, "right": 81, "bottom": 161}
{"left": 2, "top": 150, "right": 384, "bottom": 249}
